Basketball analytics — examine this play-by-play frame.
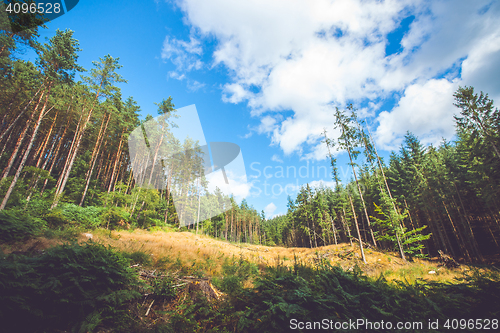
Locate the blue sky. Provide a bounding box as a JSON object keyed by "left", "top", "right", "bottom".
{"left": 20, "top": 0, "right": 500, "bottom": 218}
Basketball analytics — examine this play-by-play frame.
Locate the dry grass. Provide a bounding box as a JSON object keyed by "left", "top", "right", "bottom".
{"left": 86, "top": 228, "right": 480, "bottom": 283}
{"left": 1, "top": 227, "right": 485, "bottom": 284}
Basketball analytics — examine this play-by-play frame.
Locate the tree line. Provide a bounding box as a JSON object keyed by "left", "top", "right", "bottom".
{"left": 263, "top": 90, "right": 500, "bottom": 263}
{"left": 0, "top": 16, "right": 266, "bottom": 242}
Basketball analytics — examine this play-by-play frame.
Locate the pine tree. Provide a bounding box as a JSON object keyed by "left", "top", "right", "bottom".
{"left": 1, "top": 29, "right": 83, "bottom": 210}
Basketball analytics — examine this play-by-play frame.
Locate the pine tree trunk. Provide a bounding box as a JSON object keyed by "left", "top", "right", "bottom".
{"left": 107, "top": 132, "right": 125, "bottom": 193}
{"left": 0, "top": 85, "right": 43, "bottom": 146}
{"left": 1, "top": 91, "right": 42, "bottom": 179}
{"left": 342, "top": 206, "right": 353, "bottom": 246}
{"left": 80, "top": 113, "right": 110, "bottom": 206}
{"left": 330, "top": 214, "right": 338, "bottom": 245}
{"left": 1, "top": 87, "right": 53, "bottom": 210}
{"left": 346, "top": 145, "right": 377, "bottom": 247}
{"left": 52, "top": 98, "right": 98, "bottom": 209}
{"left": 231, "top": 207, "right": 234, "bottom": 241}
{"left": 26, "top": 109, "right": 60, "bottom": 203}
{"left": 225, "top": 212, "right": 228, "bottom": 241}
{"left": 40, "top": 111, "right": 72, "bottom": 195}
{"left": 367, "top": 127, "right": 406, "bottom": 259}
{"left": 349, "top": 195, "right": 366, "bottom": 263}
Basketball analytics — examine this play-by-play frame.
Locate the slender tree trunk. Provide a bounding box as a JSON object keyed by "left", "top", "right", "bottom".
{"left": 1, "top": 91, "right": 44, "bottom": 179}
{"left": 453, "top": 183, "right": 483, "bottom": 261}
{"left": 1, "top": 86, "right": 53, "bottom": 210}
{"left": 435, "top": 207, "right": 456, "bottom": 258}
{"left": 0, "top": 85, "right": 43, "bottom": 146}
{"left": 80, "top": 113, "right": 110, "bottom": 205}
{"left": 52, "top": 96, "right": 98, "bottom": 208}
{"left": 346, "top": 145, "right": 377, "bottom": 247}
{"left": 107, "top": 131, "right": 125, "bottom": 192}
{"left": 26, "top": 109, "right": 60, "bottom": 203}
{"left": 231, "top": 207, "right": 234, "bottom": 241}
{"left": 342, "top": 206, "right": 353, "bottom": 246}
{"left": 307, "top": 217, "right": 314, "bottom": 248}
{"left": 225, "top": 212, "right": 228, "bottom": 241}
{"left": 349, "top": 194, "right": 366, "bottom": 263}
{"left": 164, "top": 163, "right": 174, "bottom": 224}
{"left": 0, "top": 131, "right": 13, "bottom": 162}
{"left": 330, "top": 214, "right": 338, "bottom": 245}
{"left": 40, "top": 112, "right": 71, "bottom": 195}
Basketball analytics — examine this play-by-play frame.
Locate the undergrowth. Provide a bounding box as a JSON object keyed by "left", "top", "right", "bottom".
{"left": 0, "top": 241, "right": 141, "bottom": 332}
{"left": 1, "top": 236, "right": 500, "bottom": 332}
{"left": 231, "top": 259, "right": 500, "bottom": 332}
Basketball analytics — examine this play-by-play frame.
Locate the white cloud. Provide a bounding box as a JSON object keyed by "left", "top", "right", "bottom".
{"left": 264, "top": 202, "right": 277, "bottom": 218}
{"left": 375, "top": 78, "right": 459, "bottom": 150}
{"left": 168, "top": 71, "right": 186, "bottom": 80}
{"left": 461, "top": 28, "right": 500, "bottom": 103}
{"left": 308, "top": 180, "right": 336, "bottom": 189}
{"left": 206, "top": 169, "right": 251, "bottom": 203}
{"left": 271, "top": 154, "right": 283, "bottom": 163}
{"left": 222, "top": 83, "right": 251, "bottom": 104}
{"left": 161, "top": 36, "right": 203, "bottom": 71}
{"left": 204, "top": 152, "right": 251, "bottom": 204}
{"left": 173, "top": 0, "right": 500, "bottom": 154}
{"left": 257, "top": 115, "right": 279, "bottom": 135}
{"left": 187, "top": 80, "right": 206, "bottom": 91}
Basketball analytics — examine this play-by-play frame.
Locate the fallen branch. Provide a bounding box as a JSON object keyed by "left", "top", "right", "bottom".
{"left": 145, "top": 299, "right": 155, "bottom": 317}
{"left": 136, "top": 268, "right": 225, "bottom": 303}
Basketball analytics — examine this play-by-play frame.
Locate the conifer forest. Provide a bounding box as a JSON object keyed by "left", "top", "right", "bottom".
{"left": 1, "top": 3, "right": 500, "bottom": 333}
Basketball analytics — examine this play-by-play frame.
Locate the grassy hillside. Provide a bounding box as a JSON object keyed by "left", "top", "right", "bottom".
{"left": 86, "top": 228, "right": 481, "bottom": 284}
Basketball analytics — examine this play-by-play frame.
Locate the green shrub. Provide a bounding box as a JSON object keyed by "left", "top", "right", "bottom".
{"left": 43, "top": 209, "right": 69, "bottom": 228}
{"left": 0, "top": 242, "right": 141, "bottom": 332}
{"left": 100, "top": 206, "right": 131, "bottom": 229}
{"left": 212, "top": 256, "right": 259, "bottom": 294}
{"left": 25, "top": 195, "right": 52, "bottom": 217}
{"left": 43, "top": 203, "right": 104, "bottom": 230}
{"left": 61, "top": 203, "right": 104, "bottom": 229}
{"left": 0, "top": 209, "right": 46, "bottom": 242}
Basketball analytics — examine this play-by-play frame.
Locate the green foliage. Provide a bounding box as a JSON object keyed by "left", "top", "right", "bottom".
{"left": 100, "top": 206, "right": 131, "bottom": 229}
{"left": 371, "top": 200, "right": 430, "bottom": 259}
{"left": 56, "top": 203, "right": 104, "bottom": 229}
{"left": 25, "top": 194, "right": 52, "bottom": 216}
{"left": 0, "top": 242, "right": 141, "bottom": 332}
{"left": 150, "top": 274, "right": 178, "bottom": 300}
{"left": 231, "top": 261, "right": 500, "bottom": 333}
{"left": 0, "top": 209, "right": 46, "bottom": 241}
{"left": 212, "top": 256, "right": 259, "bottom": 294}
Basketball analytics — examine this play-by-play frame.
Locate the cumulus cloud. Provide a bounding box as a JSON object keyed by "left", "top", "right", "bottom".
{"left": 375, "top": 78, "right": 459, "bottom": 150}
{"left": 264, "top": 202, "right": 277, "bottom": 218}
{"left": 171, "top": 0, "right": 500, "bottom": 155}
